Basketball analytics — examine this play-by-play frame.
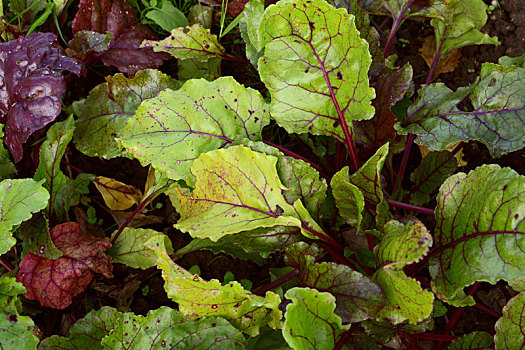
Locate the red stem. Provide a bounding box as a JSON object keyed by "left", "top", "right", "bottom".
{"left": 413, "top": 333, "right": 458, "bottom": 342}
{"left": 475, "top": 303, "right": 502, "bottom": 318}
{"left": 434, "top": 282, "right": 480, "bottom": 350}
{"left": 383, "top": 0, "right": 416, "bottom": 55}
{"left": 377, "top": 17, "right": 391, "bottom": 31}
{"left": 386, "top": 199, "right": 435, "bottom": 215}
{"left": 366, "top": 233, "right": 375, "bottom": 251}
{"left": 263, "top": 140, "right": 322, "bottom": 172}
{"left": 252, "top": 269, "right": 299, "bottom": 296}
{"left": 62, "top": 160, "right": 86, "bottom": 174}
{"left": 221, "top": 53, "right": 250, "bottom": 63}
{"left": 301, "top": 224, "right": 345, "bottom": 254}
{"left": 0, "top": 257, "right": 14, "bottom": 271}
{"left": 334, "top": 323, "right": 356, "bottom": 350}
{"left": 392, "top": 133, "right": 415, "bottom": 192}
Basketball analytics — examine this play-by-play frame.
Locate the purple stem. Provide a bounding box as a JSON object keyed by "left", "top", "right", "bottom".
{"left": 263, "top": 140, "right": 322, "bottom": 172}
{"left": 386, "top": 199, "right": 435, "bottom": 215}
{"left": 383, "top": 0, "right": 417, "bottom": 56}
{"left": 252, "top": 269, "right": 299, "bottom": 296}
{"left": 0, "top": 257, "right": 14, "bottom": 271}
{"left": 475, "top": 303, "right": 502, "bottom": 318}
{"left": 334, "top": 324, "right": 356, "bottom": 350}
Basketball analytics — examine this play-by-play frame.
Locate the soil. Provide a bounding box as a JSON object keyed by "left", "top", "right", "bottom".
{"left": 28, "top": 0, "right": 525, "bottom": 347}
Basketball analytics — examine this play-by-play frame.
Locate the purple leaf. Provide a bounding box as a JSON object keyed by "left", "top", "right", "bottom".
{"left": 0, "top": 33, "right": 84, "bottom": 163}
{"left": 72, "top": 0, "right": 168, "bottom": 75}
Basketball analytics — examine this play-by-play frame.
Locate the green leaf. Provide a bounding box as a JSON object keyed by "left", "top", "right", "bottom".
{"left": 119, "top": 77, "right": 269, "bottom": 183}
{"left": 407, "top": 150, "right": 457, "bottom": 205}
{"left": 34, "top": 115, "right": 75, "bottom": 221}
{"left": 239, "top": 0, "right": 264, "bottom": 66}
{"left": 145, "top": 1, "right": 189, "bottom": 31}
{"left": 372, "top": 220, "right": 434, "bottom": 324}
{"left": 499, "top": 54, "right": 525, "bottom": 68}
{"left": 177, "top": 57, "right": 221, "bottom": 81}
{"left": 0, "top": 277, "right": 39, "bottom": 349}
{"left": 282, "top": 287, "right": 351, "bottom": 350}
{"left": 54, "top": 173, "right": 95, "bottom": 222}
{"left": 285, "top": 242, "right": 384, "bottom": 323}
{"left": 396, "top": 62, "right": 525, "bottom": 157}
{"left": 39, "top": 306, "right": 122, "bottom": 350}
{"left": 449, "top": 331, "right": 494, "bottom": 350}
{"left": 430, "top": 165, "right": 525, "bottom": 306}
{"left": 108, "top": 228, "right": 174, "bottom": 269}
{"left": 246, "top": 325, "right": 289, "bottom": 350}
{"left": 0, "top": 179, "right": 49, "bottom": 255}
{"left": 141, "top": 24, "right": 224, "bottom": 61}
{"left": 147, "top": 235, "right": 282, "bottom": 336}
{"left": 495, "top": 292, "right": 525, "bottom": 350}
{"left": 73, "top": 69, "right": 179, "bottom": 159}
{"left": 101, "top": 307, "right": 246, "bottom": 349}
{"left": 258, "top": 0, "right": 375, "bottom": 140}
{"left": 332, "top": 143, "right": 390, "bottom": 232}
{"left": 419, "top": 0, "right": 499, "bottom": 55}
{"left": 362, "top": 318, "right": 431, "bottom": 345}
{"left": 173, "top": 146, "right": 326, "bottom": 241}
{"left": 17, "top": 213, "right": 62, "bottom": 259}
{"left": 0, "top": 126, "right": 15, "bottom": 180}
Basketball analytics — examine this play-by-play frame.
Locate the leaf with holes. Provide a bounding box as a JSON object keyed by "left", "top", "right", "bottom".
{"left": 0, "top": 277, "right": 39, "bottom": 349}
{"left": 0, "top": 179, "right": 49, "bottom": 255}
{"left": 147, "top": 235, "right": 282, "bottom": 336}
{"left": 429, "top": 165, "right": 525, "bottom": 307}
{"left": 284, "top": 242, "right": 384, "bottom": 323}
{"left": 173, "top": 145, "right": 328, "bottom": 242}
{"left": 258, "top": 0, "right": 375, "bottom": 140}
{"left": 72, "top": 69, "right": 179, "bottom": 159}
{"left": 495, "top": 292, "right": 525, "bottom": 350}
{"left": 396, "top": 62, "right": 525, "bottom": 156}
{"left": 108, "top": 228, "right": 174, "bottom": 269}
{"left": 119, "top": 77, "right": 269, "bottom": 183}
{"left": 94, "top": 176, "right": 143, "bottom": 211}
{"left": 141, "top": 24, "right": 224, "bottom": 61}
{"left": 282, "top": 287, "right": 351, "bottom": 349}
{"left": 39, "top": 306, "right": 122, "bottom": 349}
{"left": 372, "top": 220, "right": 434, "bottom": 324}
{"left": 16, "top": 222, "right": 113, "bottom": 309}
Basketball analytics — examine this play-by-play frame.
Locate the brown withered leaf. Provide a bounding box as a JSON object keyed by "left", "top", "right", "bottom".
{"left": 419, "top": 36, "right": 462, "bottom": 79}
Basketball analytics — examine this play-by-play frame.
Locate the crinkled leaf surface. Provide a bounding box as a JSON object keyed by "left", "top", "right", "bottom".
{"left": 34, "top": 116, "right": 75, "bottom": 221}
{"left": 449, "top": 331, "right": 494, "bottom": 350}
{"left": 73, "top": 69, "right": 179, "bottom": 159}
{"left": 94, "top": 176, "right": 142, "bottom": 211}
{"left": 119, "top": 77, "right": 269, "bottom": 182}
{"left": 67, "top": 30, "right": 112, "bottom": 61}
{"left": 173, "top": 146, "right": 326, "bottom": 241}
{"left": 147, "top": 235, "right": 282, "bottom": 336}
{"left": 355, "top": 64, "right": 412, "bottom": 151}
{"left": 0, "top": 126, "right": 15, "bottom": 181}
{"left": 285, "top": 242, "right": 384, "bottom": 323}
{"left": 258, "top": 0, "right": 375, "bottom": 140}
{"left": 397, "top": 61, "right": 525, "bottom": 156}
{"left": 0, "top": 179, "right": 49, "bottom": 255}
{"left": 0, "top": 33, "right": 83, "bottom": 162}
{"left": 109, "top": 228, "right": 174, "bottom": 269}
{"left": 17, "top": 222, "right": 113, "bottom": 309}
{"left": 430, "top": 165, "right": 525, "bottom": 306}
{"left": 0, "top": 277, "right": 39, "bottom": 349}
{"left": 39, "top": 306, "right": 122, "bottom": 350}
{"left": 406, "top": 150, "right": 457, "bottom": 205}
{"left": 17, "top": 213, "right": 62, "bottom": 260}
{"left": 495, "top": 292, "right": 525, "bottom": 350}
{"left": 141, "top": 24, "right": 224, "bottom": 61}
{"left": 332, "top": 143, "right": 390, "bottom": 232}
{"left": 283, "top": 287, "right": 351, "bottom": 350}
{"left": 372, "top": 220, "right": 434, "bottom": 324}
{"left": 72, "top": 0, "right": 168, "bottom": 74}
{"left": 101, "top": 307, "right": 246, "bottom": 349}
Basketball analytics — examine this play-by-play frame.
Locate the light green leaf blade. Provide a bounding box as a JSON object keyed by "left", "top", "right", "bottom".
{"left": 73, "top": 69, "right": 179, "bottom": 159}
{"left": 39, "top": 306, "right": 122, "bottom": 350}
{"left": 173, "top": 145, "right": 326, "bottom": 241}
{"left": 285, "top": 242, "right": 384, "bottom": 323}
{"left": 239, "top": 0, "right": 264, "bottom": 66}
{"left": 258, "top": 0, "right": 375, "bottom": 140}
{"left": 145, "top": 1, "right": 189, "bottom": 31}
{"left": 449, "top": 331, "right": 494, "bottom": 350}
{"left": 0, "top": 277, "right": 39, "bottom": 349}
{"left": 495, "top": 292, "right": 525, "bottom": 350}
{"left": 332, "top": 143, "right": 390, "bottom": 232}
{"left": 141, "top": 24, "right": 224, "bottom": 61}
{"left": 430, "top": 165, "right": 525, "bottom": 306}
{"left": 101, "top": 307, "right": 246, "bottom": 350}
{"left": 119, "top": 77, "right": 269, "bottom": 183}
{"left": 499, "top": 54, "right": 525, "bottom": 68}
{"left": 373, "top": 220, "right": 434, "bottom": 324}
{"left": 0, "top": 126, "right": 15, "bottom": 180}
{"left": 397, "top": 63, "right": 525, "bottom": 156}
{"left": 0, "top": 179, "right": 49, "bottom": 255}
{"left": 147, "top": 235, "right": 282, "bottom": 336}
{"left": 108, "top": 228, "right": 174, "bottom": 269}
{"left": 407, "top": 150, "right": 457, "bottom": 205}
{"left": 283, "top": 287, "right": 351, "bottom": 350}
{"left": 34, "top": 115, "right": 75, "bottom": 221}
{"left": 17, "top": 213, "right": 62, "bottom": 259}
{"left": 177, "top": 57, "right": 221, "bottom": 81}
